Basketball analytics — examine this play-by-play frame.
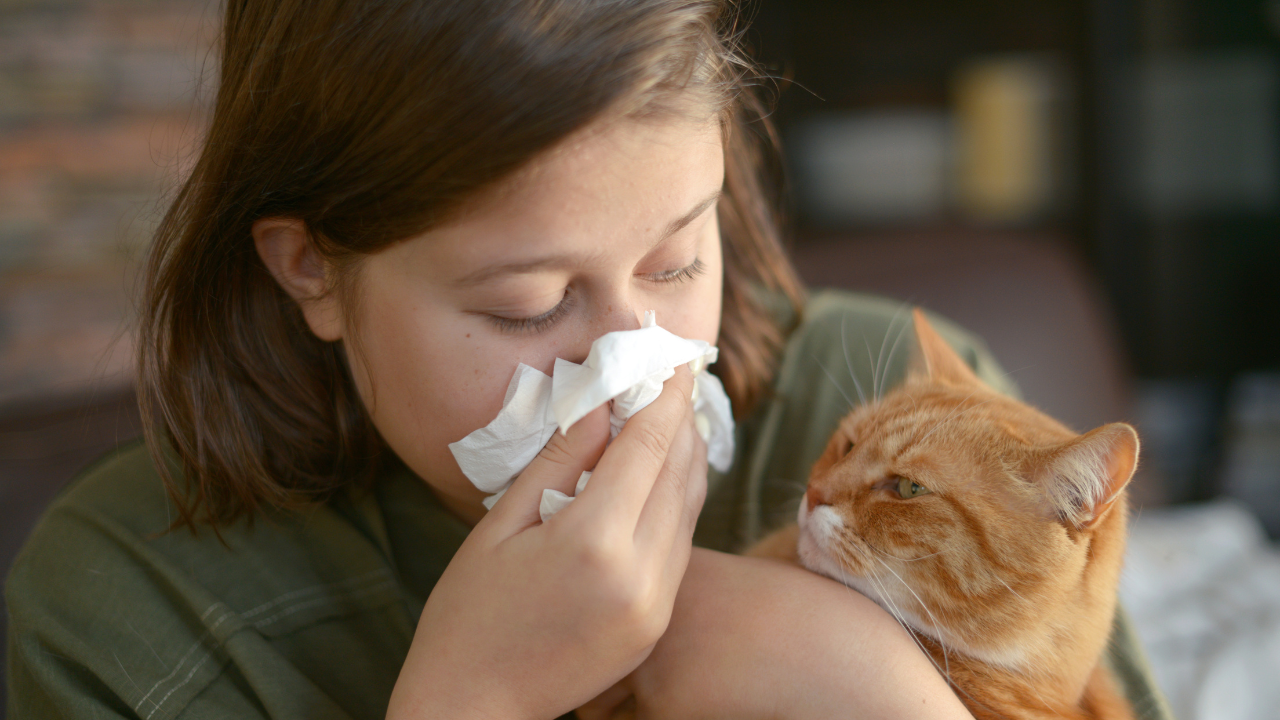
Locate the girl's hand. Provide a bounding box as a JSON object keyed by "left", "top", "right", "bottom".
{"left": 387, "top": 366, "right": 708, "bottom": 720}
{"left": 578, "top": 548, "right": 976, "bottom": 720}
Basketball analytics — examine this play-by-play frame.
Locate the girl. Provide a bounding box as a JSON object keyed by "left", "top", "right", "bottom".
{"left": 5, "top": 1, "right": 1170, "bottom": 718}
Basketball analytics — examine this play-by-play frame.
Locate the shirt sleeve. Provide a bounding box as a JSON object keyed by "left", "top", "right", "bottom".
{"left": 5, "top": 481, "right": 246, "bottom": 720}
{"left": 5, "top": 444, "right": 410, "bottom": 720}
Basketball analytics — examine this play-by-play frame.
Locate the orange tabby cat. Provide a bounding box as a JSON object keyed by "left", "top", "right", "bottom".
{"left": 749, "top": 308, "right": 1138, "bottom": 720}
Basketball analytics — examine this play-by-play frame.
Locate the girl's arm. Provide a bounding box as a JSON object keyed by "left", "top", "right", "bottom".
{"left": 581, "top": 548, "right": 975, "bottom": 720}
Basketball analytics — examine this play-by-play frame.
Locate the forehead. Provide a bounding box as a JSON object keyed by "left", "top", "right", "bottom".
{"left": 840, "top": 388, "right": 1009, "bottom": 474}
{"left": 398, "top": 113, "right": 726, "bottom": 277}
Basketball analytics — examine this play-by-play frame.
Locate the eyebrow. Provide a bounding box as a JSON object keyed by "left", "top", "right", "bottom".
{"left": 455, "top": 190, "right": 722, "bottom": 286}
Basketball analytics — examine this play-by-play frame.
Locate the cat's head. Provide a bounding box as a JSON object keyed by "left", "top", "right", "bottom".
{"left": 797, "top": 309, "right": 1138, "bottom": 671}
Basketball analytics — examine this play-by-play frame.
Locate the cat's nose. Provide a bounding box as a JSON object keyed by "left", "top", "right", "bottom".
{"left": 806, "top": 484, "right": 829, "bottom": 508}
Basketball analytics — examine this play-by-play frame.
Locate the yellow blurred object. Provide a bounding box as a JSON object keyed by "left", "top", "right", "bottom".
{"left": 953, "top": 57, "right": 1061, "bottom": 223}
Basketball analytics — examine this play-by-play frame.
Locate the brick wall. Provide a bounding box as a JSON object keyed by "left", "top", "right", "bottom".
{"left": 0, "top": 0, "right": 215, "bottom": 404}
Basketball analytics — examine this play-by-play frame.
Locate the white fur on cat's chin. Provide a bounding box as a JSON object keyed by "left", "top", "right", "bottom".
{"left": 795, "top": 498, "right": 1031, "bottom": 673}
{"left": 795, "top": 498, "right": 851, "bottom": 586}
{"left": 797, "top": 498, "right": 887, "bottom": 601}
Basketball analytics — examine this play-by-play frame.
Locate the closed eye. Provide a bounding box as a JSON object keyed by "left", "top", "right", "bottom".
{"left": 487, "top": 257, "right": 706, "bottom": 335}
{"left": 643, "top": 257, "right": 707, "bottom": 284}
{"left": 487, "top": 289, "right": 575, "bottom": 334}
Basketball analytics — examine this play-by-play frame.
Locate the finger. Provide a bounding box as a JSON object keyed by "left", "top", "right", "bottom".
{"left": 575, "top": 366, "right": 694, "bottom": 526}
{"left": 633, "top": 402, "right": 697, "bottom": 553}
{"left": 655, "top": 429, "right": 708, "bottom": 602}
{"left": 677, "top": 427, "right": 709, "bottom": 544}
{"left": 489, "top": 403, "right": 610, "bottom": 530}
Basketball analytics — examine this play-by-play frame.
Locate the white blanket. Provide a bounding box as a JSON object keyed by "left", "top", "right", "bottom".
{"left": 1121, "top": 500, "right": 1280, "bottom": 720}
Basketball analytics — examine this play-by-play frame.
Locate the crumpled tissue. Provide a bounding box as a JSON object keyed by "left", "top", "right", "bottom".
{"left": 448, "top": 311, "right": 734, "bottom": 521}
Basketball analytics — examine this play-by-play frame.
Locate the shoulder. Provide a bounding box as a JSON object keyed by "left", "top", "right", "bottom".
{"left": 782, "top": 289, "right": 1016, "bottom": 399}
{"left": 20, "top": 440, "right": 175, "bottom": 540}
{"left": 6, "top": 441, "right": 408, "bottom": 719}
{"left": 6, "top": 441, "right": 178, "bottom": 622}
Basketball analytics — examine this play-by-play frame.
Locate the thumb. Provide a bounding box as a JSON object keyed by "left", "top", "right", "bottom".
{"left": 489, "top": 403, "right": 611, "bottom": 529}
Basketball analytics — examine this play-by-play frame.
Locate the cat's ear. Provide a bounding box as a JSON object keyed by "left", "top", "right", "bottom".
{"left": 910, "top": 308, "right": 984, "bottom": 388}
{"left": 1035, "top": 423, "right": 1139, "bottom": 529}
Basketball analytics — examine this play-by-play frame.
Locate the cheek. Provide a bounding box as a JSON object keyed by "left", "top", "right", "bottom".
{"left": 342, "top": 290, "right": 520, "bottom": 495}
{"left": 652, "top": 227, "right": 724, "bottom": 345}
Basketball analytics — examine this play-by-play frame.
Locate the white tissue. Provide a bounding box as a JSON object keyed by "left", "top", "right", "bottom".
{"left": 450, "top": 363, "right": 556, "bottom": 494}
{"left": 539, "top": 471, "right": 592, "bottom": 521}
{"left": 551, "top": 311, "right": 715, "bottom": 434}
{"left": 448, "top": 311, "right": 734, "bottom": 518}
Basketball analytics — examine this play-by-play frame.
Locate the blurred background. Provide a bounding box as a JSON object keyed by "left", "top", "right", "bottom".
{"left": 0, "top": 0, "right": 1277, "bottom": 718}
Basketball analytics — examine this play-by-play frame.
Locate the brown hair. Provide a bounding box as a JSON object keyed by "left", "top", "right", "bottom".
{"left": 140, "top": 0, "right": 805, "bottom": 529}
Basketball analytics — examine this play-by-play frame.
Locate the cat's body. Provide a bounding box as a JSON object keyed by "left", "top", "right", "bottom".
{"left": 748, "top": 309, "right": 1138, "bottom": 720}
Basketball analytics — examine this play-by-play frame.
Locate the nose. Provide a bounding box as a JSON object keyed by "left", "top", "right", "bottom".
{"left": 559, "top": 301, "right": 644, "bottom": 365}
{"left": 805, "top": 483, "right": 829, "bottom": 509}
{"left": 602, "top": 304, "right": 644, "bottom": 333}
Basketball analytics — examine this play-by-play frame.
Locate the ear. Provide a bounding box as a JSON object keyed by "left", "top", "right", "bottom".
{"left": 252, "top": 217, "right": 345, "bottom": 342}
{"left": 1035, "top": 423, "right": 1139, "bottom": 529}
{"left": 909, "top": 308, "right": 984, "bottom": 388}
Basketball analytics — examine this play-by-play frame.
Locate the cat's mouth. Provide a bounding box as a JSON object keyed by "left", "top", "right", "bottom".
{"left": 796, "top": 497, "right": 931, "bottom": 634}
{"left": 796, "top": 497, "right": 867, "bottom": 585}
{"left": 795, "top": 498, "right": 1013, "bottom": 669}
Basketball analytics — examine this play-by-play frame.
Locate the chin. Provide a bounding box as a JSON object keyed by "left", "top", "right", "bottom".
{"left": 795, "top": 498, "right": 855, "bottom": 584}
{"left": 794, "top": 499, "right": 903, "bottom": 620}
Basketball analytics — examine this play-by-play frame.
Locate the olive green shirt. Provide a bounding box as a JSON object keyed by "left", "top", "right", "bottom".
{"left": 6, "top": 290, "right": 1172, "bottom": 719}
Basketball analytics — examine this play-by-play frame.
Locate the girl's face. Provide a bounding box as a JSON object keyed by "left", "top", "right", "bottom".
{"left": 342, "top": 114, "right": 725, "bottom": 523}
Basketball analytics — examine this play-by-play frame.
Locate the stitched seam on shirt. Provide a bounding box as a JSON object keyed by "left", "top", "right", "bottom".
{"left": 250, "top": 577, "right": 399, "bottom": 629}
{"left": 145, "top": 650, "right": 215, "bottom": 720}
{"left": 237, "top": 568, "right": 393, "bottom": 620}
{"left": 133, "top": 607, "right": 233, "bottom": 713}
{"left": 132, "top": 572, "right": 401, "bottom": 717}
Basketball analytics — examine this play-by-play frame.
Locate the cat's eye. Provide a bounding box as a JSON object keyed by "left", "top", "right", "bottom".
{"left": 895, "top": 476, "right": 932, "bottom": 499}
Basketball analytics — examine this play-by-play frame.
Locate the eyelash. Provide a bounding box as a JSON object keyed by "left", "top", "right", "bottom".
{"left": 488, "top": 258, "right": 708, "bottom": 334}
{"left": 489, "top": 291, "right": 576, "bottom": 334}
{"left": 646, "top": 257, "right": 707, "bottom": 284}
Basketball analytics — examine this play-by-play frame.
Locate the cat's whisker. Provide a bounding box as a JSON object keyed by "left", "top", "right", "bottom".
{"left": 778, "top": 478, "right": 809, "bottom": 492}
{"left": 875, "top": 303, "right": 916, "bottom": 399}
{"left": 830, "top": 546, "right": 898, "bottom": 618}
{"left": 870, "top": 553, "right": 956, "bottom": 680}
{"left": 880, "top": 308, "right": 911, "bottom": 397}
{"left": 838, "top": 537, "right": 952, "bottom": 681}
{"left": 864, "top": 338, "right": 880, "bottom": 402}
{"left": 860, "top": 536, "right": 945, "bottom": 563}
{"left": 773, "top": 479, "right": 810, "bottom": 500}
{"left": 872, "top": 545, "right": 943, "bottom": 562}
{"left": 840, "top": 314, "right": 868, "bottom": 406}
{"left": 833, "top": 547, "right": 944, "bottom": 675}
{"left": 853, "top": 553, "right": 959, "bottom": 687}
{"left": 1028, "top": 683, "right": 1071, "bottom": 719}
{"left": 993, "top": 363, "right": 1037, "bottom": 388}
{"left": 899, "top": 552, "right": 941, "bottom": 562}
{"left": 995, "top": 575, "right": 1028, "bottom": 604}
{"left": 814, "top": 357, "right": 855, "bottom": 410}
{"left": 841, "top": 541, "right": 1014, "bottom": 720}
